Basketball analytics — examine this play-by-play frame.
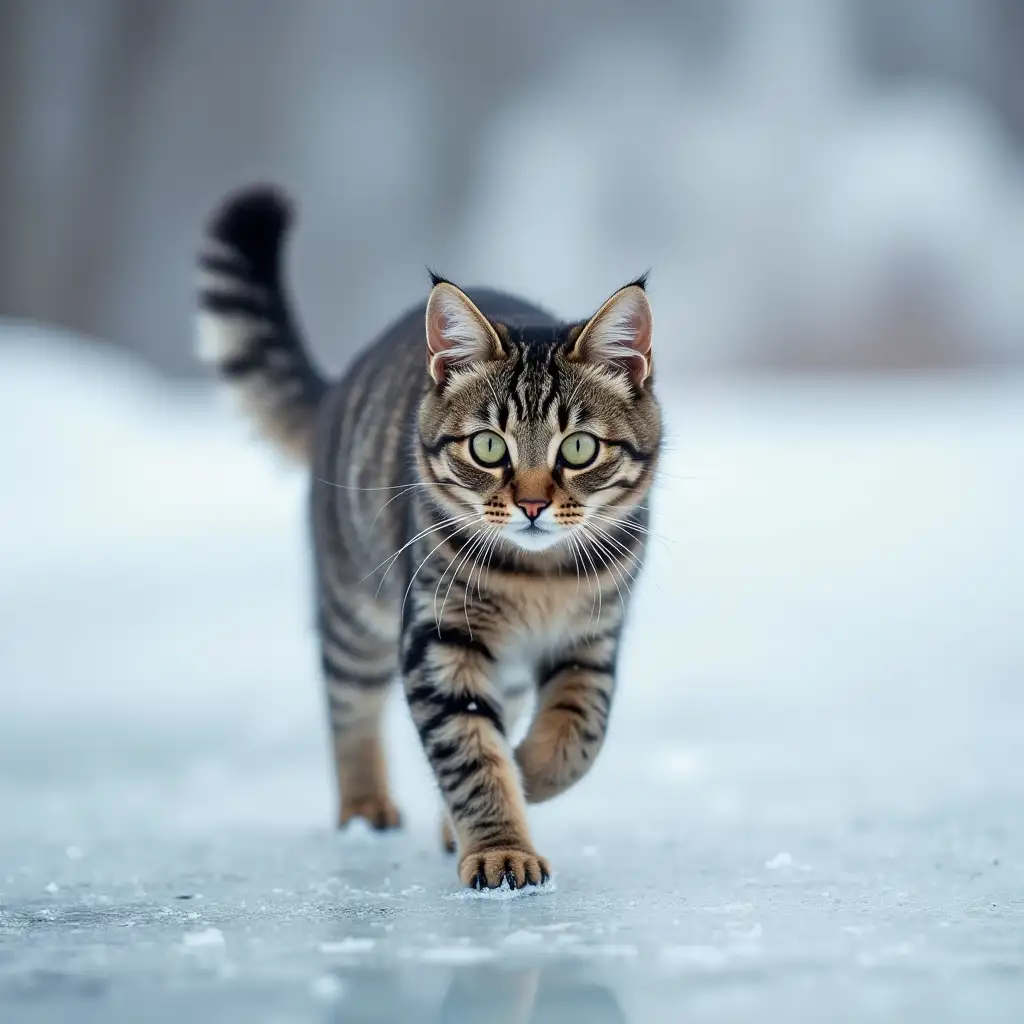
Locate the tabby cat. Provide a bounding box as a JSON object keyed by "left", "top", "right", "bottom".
{"left": 197, "top": 187, "right": 661, "bottom": 889}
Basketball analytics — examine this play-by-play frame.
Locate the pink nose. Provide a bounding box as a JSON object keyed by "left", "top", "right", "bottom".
{"left": 516, "top": 499, "right": 550, "bottom": 521}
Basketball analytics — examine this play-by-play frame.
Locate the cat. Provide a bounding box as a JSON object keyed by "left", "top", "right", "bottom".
{"left": 196, "top": 186, "right": 662, "bottom": 889}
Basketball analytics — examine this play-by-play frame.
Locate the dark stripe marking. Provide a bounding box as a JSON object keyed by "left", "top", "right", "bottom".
{"left": 538, "top": 659, "right": 615, "bottom": 688}
{"left": 402, "top": 626, "right": 494, "bottom": 675}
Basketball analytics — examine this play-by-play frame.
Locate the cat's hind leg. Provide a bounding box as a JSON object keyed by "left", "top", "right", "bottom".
{"left": 320, "top": 595, "right": 401, "bottom": 830}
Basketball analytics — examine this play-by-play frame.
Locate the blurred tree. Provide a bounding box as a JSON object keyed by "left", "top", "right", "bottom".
{"left": 0, "top": 1, "right": 30, "bottom": 320}
{"left": 0, "top": 0, "right": 1020, "bottom": 372}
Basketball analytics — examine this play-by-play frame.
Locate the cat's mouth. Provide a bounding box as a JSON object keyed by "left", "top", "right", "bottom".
{"left": 505, "top": 519, "right": 564, "bottom": 552}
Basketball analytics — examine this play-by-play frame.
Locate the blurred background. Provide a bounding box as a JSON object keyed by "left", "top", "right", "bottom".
{"left": 2, "top": 0, "right": 1024, "bottom": 375}
{"left": 2, "top": 3, "right": 1024, "bottom": 1013}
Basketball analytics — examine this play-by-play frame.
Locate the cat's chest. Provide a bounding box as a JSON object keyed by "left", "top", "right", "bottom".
{"left": 486, "top": 575, "right": 597, "bottom": 664}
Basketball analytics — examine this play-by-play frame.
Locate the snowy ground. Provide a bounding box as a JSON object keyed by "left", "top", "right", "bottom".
{"left": 1, "top": 325, "right": 1022, "bottom": 1022}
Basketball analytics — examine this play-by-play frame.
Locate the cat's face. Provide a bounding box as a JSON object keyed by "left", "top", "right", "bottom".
{"left": 418, "top": 281, "right": 660, "bottom": 555}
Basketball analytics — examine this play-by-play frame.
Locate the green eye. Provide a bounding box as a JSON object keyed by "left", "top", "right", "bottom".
{"left": 560, "top": 431, "right": 599, "bottom": 467}
{"left": 470, "top": 431, "right": 507, "bottom": 466}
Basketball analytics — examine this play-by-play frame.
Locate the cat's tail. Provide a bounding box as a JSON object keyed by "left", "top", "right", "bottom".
{"left": 196, "top": 185, "right": 327, "bottom": 464}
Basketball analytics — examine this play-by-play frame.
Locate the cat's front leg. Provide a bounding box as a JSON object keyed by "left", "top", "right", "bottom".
{"left": 402, "top": 618, "right": 550, "bottom": 889}
{"left": 515, "top": 628, "right": 620, "bottom": 803}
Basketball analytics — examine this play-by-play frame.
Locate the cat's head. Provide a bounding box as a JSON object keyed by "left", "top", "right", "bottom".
{"left": 417, "top": 278, "right": 661, "bottom": 555}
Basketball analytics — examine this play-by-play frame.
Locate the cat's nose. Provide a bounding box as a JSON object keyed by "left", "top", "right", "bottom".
{"left": 516, "top": 498, "right": 551, "bottom": 521}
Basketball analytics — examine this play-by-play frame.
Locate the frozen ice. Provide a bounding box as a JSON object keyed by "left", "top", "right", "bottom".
{"left": 764, "top": 852, "right": 795, "bottom": 870}
{"left": 0, "top": 330, "right": 1022, "bottom": 1021}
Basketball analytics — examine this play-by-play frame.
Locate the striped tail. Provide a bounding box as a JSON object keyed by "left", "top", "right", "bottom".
{"left": 196, "top": 186, "right": 327, "bottom": 463}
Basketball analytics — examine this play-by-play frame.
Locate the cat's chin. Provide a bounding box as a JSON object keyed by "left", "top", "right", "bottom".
{"left": 502, "top": 525, "right": 567, "bottom": 553}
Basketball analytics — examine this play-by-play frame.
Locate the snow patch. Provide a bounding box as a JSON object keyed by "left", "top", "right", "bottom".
{"left": 415, "top": 946, "right": 497, "bottom": 965}
{"left": 660, "top": 945, "right": 730, "bottom": 971}
{"left": 502, "top": 929, "right": 544, "bottom": 946}
{"left": 318, "top": 938, "right": 375, "bottom": 955}
{"left": 450, "top": 878, "right": 557, "bottom": 901}
{"left": 310, "top": 974, "right": 346, "bottom": 1002}
{"left": 573, "top": 943, "right": 639, "bottom": 958}
{"left": 337, "top": 819, "right": 383, "bottom": 844}
{"left": 182, "top": 927, "right": 225, "bottom": 949}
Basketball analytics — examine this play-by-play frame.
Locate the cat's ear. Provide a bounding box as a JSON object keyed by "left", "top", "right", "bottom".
{"left": 425, "top": 281, "right": 504, "bottom": 386}
{"left": 571, "top": 280, "right": 653, "bottom": 386}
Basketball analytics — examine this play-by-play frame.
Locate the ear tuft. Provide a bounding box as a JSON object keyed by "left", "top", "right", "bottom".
{"left": 628, "top": 269, "right": 651, "bottom": 291}
{"left": 571, "top": 284, "right": 653, "bottom": 386}
{"left": 426, "top": 267, "right": 452, "bottom": 288}
{"left": 425, "top": 282, "right": 504, "bottom": 385}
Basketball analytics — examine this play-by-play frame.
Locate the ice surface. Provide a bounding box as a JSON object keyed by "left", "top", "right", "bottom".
{"left": 1, "top": 327, "right": 1023, "bottom": 1022}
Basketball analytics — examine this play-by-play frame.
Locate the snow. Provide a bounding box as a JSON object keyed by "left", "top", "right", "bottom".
{"left": 181, "top": 928, "right": 226, "bottom": 950}
{"left": 414, "top": 946, "right": 498, "bottom": 966}
{"left": 449, "top": 879, "right": 558, "bottom": 901}
{"left": 1, "top": 325, "right": 1023, "bottom": 1021}
{"left": 457, "top": 7, "right": 1024, "bottom": 370}
{"left": 317, "top": 938, "right": 375, "bottom": 955}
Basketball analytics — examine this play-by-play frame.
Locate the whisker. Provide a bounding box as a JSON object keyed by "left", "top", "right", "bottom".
{"left": 481, "top": 374, "right": 503, "bottom": 420}
{"left": 370, "top": 483, "right": 422, "bottom": 528}
{"left": 588, "top": 510, "right": 674, "bottom": 550}
{"left": 476, "top": 526, "right": 504, "bottom": 601}
{"left": 401, "top": 519, "right": 480, "bottom": 625}
{"left": 586, "top": 521, "right": 672, "bottom": 605}
{"left": 586, "top": 521, "right": 647, "bottom": 571}
{"left": 566, "top": 532, "right": 593, "bottom": 630}
{"left": 437, "top": 525, "right": 490, "bottom": 634}
{"left": 462, "top": 526, "right": 500, "bottom": 636}
{"left": 574, "top": 533, "right": 604, "bottom": 629}
{"left": 565, "top": 529, "right": 582, "bottom": 596}
{"left": 315, "top": 477, "right": 465, "bottom": 494}
{"left": 580, "top": 527, "right": 631, "bottom": 616}
{"left": 432, "top": 525, "right": 486, "bottom": 630}
{"left": 359, "top": 511, "right": 478, "bottom": 590}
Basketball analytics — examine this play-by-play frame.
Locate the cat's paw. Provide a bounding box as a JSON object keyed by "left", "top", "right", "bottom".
{"left": 458, "top": 848, "right": 551, "bottom": 889}
{"left": 339, "top": 795, "right": 402, "bottom": 831}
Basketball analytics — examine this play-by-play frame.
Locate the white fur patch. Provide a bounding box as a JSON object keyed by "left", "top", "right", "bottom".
{"left": 586, "top": 292, "right": 645, "bottom": 359}
{"left": 195, "top": 310, "right": 267, "bottom": 362}
{"left": 575, "top": 285, "right": 652, "bottom": 382}
{"left": 430, "top": 289, "right": 489, "bottom": 360}
{"left": 426, "top": 284, "right": 500, "bottom": 382}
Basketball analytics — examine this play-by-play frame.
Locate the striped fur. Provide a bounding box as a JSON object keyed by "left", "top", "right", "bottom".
{"left": 196, "top": 187, "right": 662, "bottom": 889}
{"left": 197, "top": 187, "right": 326, "bottom": 462}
